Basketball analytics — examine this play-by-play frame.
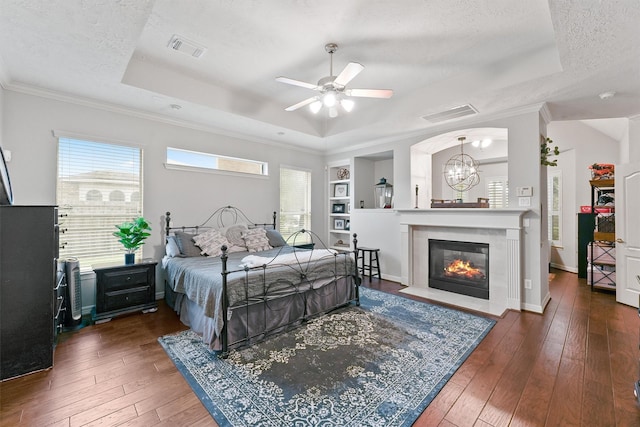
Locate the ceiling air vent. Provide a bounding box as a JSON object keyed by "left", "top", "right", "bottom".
{"left": 167, "top": 34, "right": 207, "bottom": 59}
{"left": 422, "top": 104, "right": 478, "bottom": 124}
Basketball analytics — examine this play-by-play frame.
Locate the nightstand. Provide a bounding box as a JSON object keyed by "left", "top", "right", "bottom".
{"left": 92, "top": 260, "right": 158, "bottom": 323}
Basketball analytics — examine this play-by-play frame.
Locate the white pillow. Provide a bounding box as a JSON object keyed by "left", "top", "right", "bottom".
{"left": 242, "top": 228, "right": 272, "bottom": 253}
{"left": 193, "top": 229, "right": 230, "bottom": 257}
{"left": 165, "top": 236, "right": 180, "bottom": 258}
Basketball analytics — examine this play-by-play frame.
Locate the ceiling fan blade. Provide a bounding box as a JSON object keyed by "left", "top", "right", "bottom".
{"left": 276, "top": 76, "right": 319, "bottom": 90}
{"left": 333, "top": 62, "right": 364, "bottom": 87}
{"left": 344, "top": 88, "right": 394, "bottom": 99}
{"left": 285, "top": 97, "right": 318, "bottom": 111}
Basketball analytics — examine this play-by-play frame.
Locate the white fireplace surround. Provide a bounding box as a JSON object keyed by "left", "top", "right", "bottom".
{"left": 398, "top": 208, "right": 528, "bottom": 316}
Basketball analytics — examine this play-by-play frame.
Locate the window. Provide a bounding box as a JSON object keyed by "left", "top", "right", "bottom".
{"left": 548, "top": 170, "right": 562, "bottom": 246}
{"left": 57, "top": 137, "right": 143, "bottom": 267}
{"left": 279, "top": 166, "right": 311, "bottom": 244}
{"left": 166, "top": 147, "right": 268, "bottom": 176}
{"left": 486, "top": 176, "right": 509, "bottom": 208}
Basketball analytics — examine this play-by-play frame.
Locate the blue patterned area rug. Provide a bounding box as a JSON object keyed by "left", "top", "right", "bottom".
{"left": 158, "top": 287, "right": 495, "bottom": 426}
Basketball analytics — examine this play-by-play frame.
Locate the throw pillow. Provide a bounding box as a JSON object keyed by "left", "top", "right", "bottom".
{"left": 242, "top": 228, "right": 272, "bottom": 253}
{"left": 193, "top": 229, "right": 230, "bottom": 257}
{"left": 266, "top": 229, "right": 287, "bottom": 247}
{"left": 174, "top": 231, "right": 202, "bottom": 257}
{"left": 165, "top": 236, "right": 180, "bottom": 258}
{"left": 223, "top": 224, "right": 249, "bottom": 249}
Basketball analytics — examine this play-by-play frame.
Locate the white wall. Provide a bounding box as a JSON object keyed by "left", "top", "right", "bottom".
{"left": 349, "top": 209, "right": 401, "bottom": 282}
{"left": 2, "top": 89, "right": 327, "bottom": 312}
{"left": 629, "top": 116, "right": 640, "bottom": 163}
{"left": 547, "top": 120, "right": 620, "bottom": 272}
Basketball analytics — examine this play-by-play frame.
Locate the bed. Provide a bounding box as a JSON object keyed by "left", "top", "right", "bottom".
{"left": 163, "top": 206, "right": 360, "bottom": 357}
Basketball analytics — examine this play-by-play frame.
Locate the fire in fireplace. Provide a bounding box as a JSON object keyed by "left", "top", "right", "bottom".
{"left": 429, "top": 239, "right": 489, "bottom": 299}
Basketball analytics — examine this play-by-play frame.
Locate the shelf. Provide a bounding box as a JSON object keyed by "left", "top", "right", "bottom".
{"left": 589, "top": 179, "right": 616, "bottom": 291}
{"left": 328, "top": 162, "right": 352, "bottom": 251}
{"left": 589, "top": 179, "right": 615, "bottom": 187}
{"left": 592, "top": 283, "right": 616, "bottom": 291}
{"left": 592, "top": 259, "right": 616, "bottom": 267}
{"left": 330, "top": 229, "right": 351, "bottom": 234}
{"left": 594, "top": 231, "right": 615, "bottom": 242}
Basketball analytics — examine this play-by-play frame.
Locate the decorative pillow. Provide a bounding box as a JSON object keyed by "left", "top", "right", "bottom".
{"left": 165, "top": 236, "right": 180, "bottom": 258}
{"left": 174, "top": 231, "right": 202, "bottom": 257}
{"left": 266, "top": 229, "right": 287, "bottom": 247}
{"left": 193, "top": 229, "right": 230, "bottom": 257}
{"left": 222, "top": 224, "right": 249, "bottom": 248}
{"left": 242, "top": 228, "right": 272, "bottom": 253}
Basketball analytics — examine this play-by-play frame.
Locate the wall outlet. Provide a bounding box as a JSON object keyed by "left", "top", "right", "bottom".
{"left": 524, "top": 279, "right": 532, "bottom": 289}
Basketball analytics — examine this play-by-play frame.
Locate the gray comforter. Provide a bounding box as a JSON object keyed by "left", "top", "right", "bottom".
{"left": 164, "top": 246, "right": 355, "bottom": 333}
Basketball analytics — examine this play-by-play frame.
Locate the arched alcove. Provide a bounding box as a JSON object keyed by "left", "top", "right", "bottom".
{"left": 410, "top": 128, "right": 508, "bottom": 207}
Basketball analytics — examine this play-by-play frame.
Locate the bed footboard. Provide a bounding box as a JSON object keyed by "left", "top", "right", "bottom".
{"left": 219, "top": 232, "right": 360, "bottom": 357}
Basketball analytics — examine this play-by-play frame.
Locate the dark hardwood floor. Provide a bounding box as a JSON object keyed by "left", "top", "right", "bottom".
{"left": 1, "top": 270, "right": 639, "bottom": 426}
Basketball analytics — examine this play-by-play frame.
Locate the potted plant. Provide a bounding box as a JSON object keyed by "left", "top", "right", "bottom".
{"left": 113, "top": 217, "right": 152, "bottom": 264}
{"left": 540, "top": 137, "right": 560, "bottom": 166}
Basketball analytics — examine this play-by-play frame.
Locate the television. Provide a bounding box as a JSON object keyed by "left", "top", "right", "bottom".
{"left": 0, "top": 147, "right": 14, "bottom": 205}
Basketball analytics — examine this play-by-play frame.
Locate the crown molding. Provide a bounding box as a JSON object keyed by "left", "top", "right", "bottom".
{"left": 3, "top": 81, "right": 324, "bottom": 156}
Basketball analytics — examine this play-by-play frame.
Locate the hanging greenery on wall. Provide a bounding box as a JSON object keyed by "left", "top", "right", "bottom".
{"left": 540, "top": 136, "right": 560, "bottom": 166}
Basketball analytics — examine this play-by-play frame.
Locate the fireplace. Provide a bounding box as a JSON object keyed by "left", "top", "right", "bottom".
{"left": 429, "top": 239, "right": 489, "bottom": 300}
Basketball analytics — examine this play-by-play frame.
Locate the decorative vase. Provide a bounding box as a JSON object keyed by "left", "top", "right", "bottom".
{"left": 125, "top": 253, "right": 135, "bottom": 265}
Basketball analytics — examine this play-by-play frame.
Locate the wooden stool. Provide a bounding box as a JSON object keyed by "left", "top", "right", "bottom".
{"left": 357, "top": 247, "right": 381, "bottom": 281}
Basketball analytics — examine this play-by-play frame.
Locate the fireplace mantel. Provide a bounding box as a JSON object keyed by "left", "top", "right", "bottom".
{"left": 397, "top": 208, "right": 529, "bottom": 316}
{"left": 396, "top": 208, "right": 528, "bottom": 229}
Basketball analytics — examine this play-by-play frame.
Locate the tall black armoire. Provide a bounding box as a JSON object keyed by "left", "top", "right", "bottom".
{"left": 0, "top": 205, "right": 59, "bottom": 380}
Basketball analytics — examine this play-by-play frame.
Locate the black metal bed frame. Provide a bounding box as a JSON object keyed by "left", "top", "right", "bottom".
{"left": 164, "top": 206, "right": 360, "bottom": 357}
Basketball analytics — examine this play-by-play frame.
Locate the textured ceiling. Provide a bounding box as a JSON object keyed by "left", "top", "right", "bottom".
{"left": 0, "top": 0, "right": 638, "bottom": 153}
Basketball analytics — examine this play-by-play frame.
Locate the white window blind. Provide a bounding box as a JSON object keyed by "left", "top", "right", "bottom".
{"left": 279, "top": 166, "right": 311, "bottom": 244}
{"left": 486, "top": 176, "right": 509, "bottom": 208}
{"left": 166, "top": 147, "right": 268, "bottom": 176}
{"left": 57, "top": 137, "right": 143, "bottom": 267}
{"left": 548, "top": 170, "right": 562, "bottom": 246}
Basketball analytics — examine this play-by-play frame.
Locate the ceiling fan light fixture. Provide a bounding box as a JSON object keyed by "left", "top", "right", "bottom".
{"left": 277, "top": 43, "right": 392, "bottom": 117}
{"left": 341, "top": 98, "right": 355, "bottom": 112}
{"left": 309, "top": 100, "right": 322, "bottom": 114}
{"left": 323, "top": 91, "right": 337, "bottom": 107}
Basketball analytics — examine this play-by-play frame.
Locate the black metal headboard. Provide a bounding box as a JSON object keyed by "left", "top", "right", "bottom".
{"left": 165, "top": 205, "right": 277, "bottom": 237}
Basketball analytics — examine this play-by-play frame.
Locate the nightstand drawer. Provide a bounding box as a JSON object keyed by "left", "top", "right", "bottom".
{"left": 101, "top": 268, "right": 149, "bottom": 291}
{"left": 104, "top": 285, "right": 151, "bottom": 311}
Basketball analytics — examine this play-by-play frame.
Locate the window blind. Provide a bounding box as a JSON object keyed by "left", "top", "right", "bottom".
{"left": 279, "top": 166, "right": 312, "bottom": 244}
{"left": 57, "top": 137, "right": 143, "bottom": 267}
{"left": 548, "top": 170, "right": 562, "bottom": 245}
{"left": 486, "top": 177, "right": 509, "bottom": 208}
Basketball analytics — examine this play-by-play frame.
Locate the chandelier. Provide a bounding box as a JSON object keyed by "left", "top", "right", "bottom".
{"left": 443, "top": 136, "right": 480, "bottom": 192}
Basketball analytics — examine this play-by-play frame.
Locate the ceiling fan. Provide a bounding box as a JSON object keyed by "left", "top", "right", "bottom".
{"left": 276, "top": 43, "right": 393, "bottom": 117}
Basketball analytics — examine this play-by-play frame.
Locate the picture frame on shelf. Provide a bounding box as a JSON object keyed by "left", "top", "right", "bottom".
{"left": 332, "top": 203, "right": 346, "bottom": 213}
{"left": 344, "top": 219, "right": 350, "bottom": 230}
{"left": 334, "top": 183, "right": 348, "bottom": 197}
{"left": 347, "top": 202, "right": 351, "bottom": 213}
{"left": 334, "top": 218, "right": 345, "bottom": 230}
